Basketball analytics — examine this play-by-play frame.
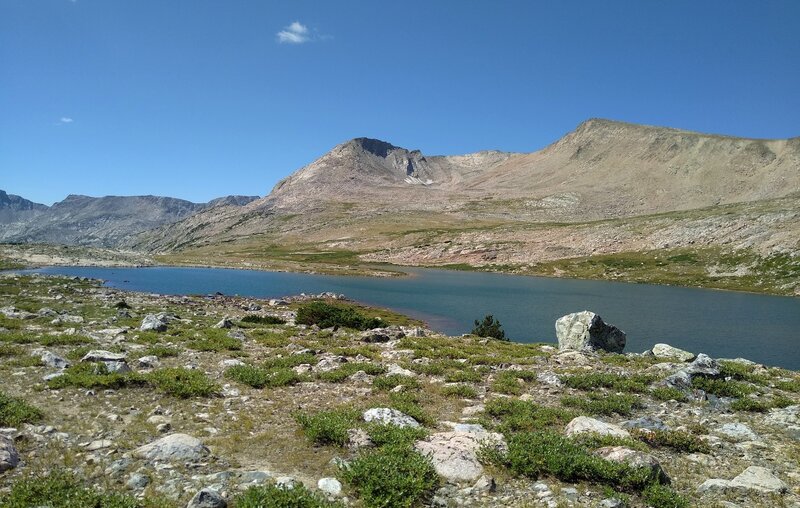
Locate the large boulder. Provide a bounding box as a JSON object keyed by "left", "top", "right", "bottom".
{"left": 362, "top": 408, "right": 420, "bottom": 428}
{"left": 415, "top": 429, "right": 507, "bottom": 483}
{"left": 187, "top": 488, "right": 227, "bottom": 508}
{"left": 698, "top": 466, "right": 788, "bottom": 495}
{"left": 555, "top": 311, "right": 626, "bottom": 353}
{"left": 594, "top": 446, "right": 670, "bottom": 484}
{"left": 0, "top": 436, "right": 19, "bottom": 472}
{"left": 565, "top": 416, "right": 630, "bottom": 439}
{"left": 651, "top": 343, "right": 695, "bottom": 362}
{"left": 133, "top": 433, "right": 209, "bottom": 462}
{"left": 140, "top": 314, "right": 169, "bottom": 332}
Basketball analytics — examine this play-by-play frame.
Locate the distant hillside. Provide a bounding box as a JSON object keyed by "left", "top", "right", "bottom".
{"left": 0, "top": 192, "right": 259, "bottom": 247}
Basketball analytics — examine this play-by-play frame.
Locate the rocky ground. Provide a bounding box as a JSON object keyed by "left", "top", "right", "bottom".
{"left": 0, "top": 273, "right": 799, "bottom": 507}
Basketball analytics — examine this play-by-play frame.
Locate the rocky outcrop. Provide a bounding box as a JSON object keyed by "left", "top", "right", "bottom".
{"left": 133, "top": 434, "right": 209, "bottom": 462}
{"left": 362, "top": 408, "right": 420, "bottom": 428}
{"left": 415, "top": 427, "right": 507, "bottom": 483}
{"left": 651, "top": 343, "right": 695, "bottom": 362}
{"left": 565, "top": 417, "right": 631, "bottom": 438}
{"left": 555, "top": 311, "right": 626, "bottom": 353}
{"left": 0, "top": 436, "right": 19, "bottom": 472}
{"left": 698, "top": 466, "right": 788, "bottom": 495}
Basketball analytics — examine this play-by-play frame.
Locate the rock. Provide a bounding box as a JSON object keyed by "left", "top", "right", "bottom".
{"left": 140, "top": 313, "right": 168, "bottom": 332}
{"left": 213, "top": 317, "right": 233, "bottom": 329}
{"left": 104, "top": 361, "right": 131, "bottom": 374}
{"left": 564, "top": 416, "right": 630, "bottom": 439}
{"left": 84, "top": 439, "right": 114, "bottom": 451}
{"left": 347, "top": 428, "right": 374, "bottom": 450}
{"left": 81, "top": 350, "right": 127, "bottom": 363}
{"left": 41, "top": 351, "right": 70, "bottom": 369}
{"left": 317, "top": 478, "right": 342, "bottom": 496}
{"left": 133, "top": 433, "right": 209, "bottom": 462}
{"left": 684, "top": 353, "right": 720, "bottom": 377}
{"left": 348, "top": 370, "right": 372, "bottom": 383}
{"left": 363, "top": 408, "right": 420, "bottom": 428}
{"left": 37, "top": 307, "right": 58, "bottom": 317}
{"left": 43, "top": 372, "right": 65, "bottom": 382}
{"left": 269, "top": 299, "right": 289, "bottom": 306}
{"left": 697, "top": 478, "right": 732, "bottom": 494}
{"left": 715, "top": 423, "right": 759, "bottom": 442}
{"left": 126, "top": 472, "right": 150, "bottom": 490}
{"left": 137, "top": 355, "right": 160, "bottom": 369}
{"left": 0, "top": 435, "right": 19, "bottom": 472}
{"left": 187, "top": 487, "right": 227, "bottom": 508}
{"left": 472, "top": 475, "right": 496, "bottom": 493}
{"left": 730, "top": 466, "right": 787, "bottom": 494}
{"left": 536, "top": 371, "right": 563, "bottom": 387}
{"left": 0, "top": 306, "right": 36, "bottom": 320}
{"left": 652, "top": 343, "right": 696, "bottom": 362}
{"left": 621, "top": 416, "right": 669, "bottom": 432}
{"left": 227, "top": 330, "right": 246, "bottom": 341}
{"left": 594, "top": 446, "right": 670, "bottom": 483}
{"left": 387, "top": 364, "right": 416, "bottom": 377}
{"left": 599, "top": 498, "right": 626, "bottom": 508}
{"left": 415, "top": 430, "right": 507, "bottom": 483}
{"left": 275, "top": 476, "right": 297, "bottom": 489}
{"left": 555, "top": 311, "right": 626, "bottom": 353}
{"left": 220, "top": 359, "right": 245, "bottom": 368}
{"left": 361, "top": 330, "right": 391, "bottom": 343}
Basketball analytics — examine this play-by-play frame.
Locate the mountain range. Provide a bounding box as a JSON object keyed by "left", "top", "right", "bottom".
{"left": 2, "top": 118, "right": 798, "bottom": 294}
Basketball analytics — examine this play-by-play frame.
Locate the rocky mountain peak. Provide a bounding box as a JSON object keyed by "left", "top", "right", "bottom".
{"left": 341, "top": 137, "right": 403, "bottom": 158}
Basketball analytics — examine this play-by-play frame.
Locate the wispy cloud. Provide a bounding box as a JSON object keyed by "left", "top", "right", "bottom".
{"left": 59, "top": 117, "right": 74, "bottom": 124}
{"left": 277, "top": 21, "right": 311, "bottom": 44}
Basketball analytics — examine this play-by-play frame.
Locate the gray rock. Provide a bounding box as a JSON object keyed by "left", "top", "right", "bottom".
{"left": 536, "top": 371, "right": 563, "bottom": 387}
{"left": 0, "top": 435, "right": 19, "bottom": 472}
{"left": 227, "top": 330, "right": 246, "bottom": 341}
{"left": 239, "top": 470, "right": 272, "bottom": 484}
{"left": 599, "top": 499, "right": 626, "bottom": 508}
{"left": 715, "top": 423, "right": 759, "bottom": 442}
{"left": 564, "top": 416, "right": 630, "bottom": 438}
{"left": 555, "top": 311, "right": 626, "bottom": 353}
{"left": 472, "top": 475, "right": 496, "bottom": 493}
{"left": 414, "top": 430, "right": 507, "bottom": 483}
{"left": 213, "top": 317, "right": 233, "bottom": 329}
{"left": 652, "top": 343, "right": 696, "bottom": 362}
{"left": 697, "top": 478, "right": 732, "bottom": 494}
{"left": 133, "top": 433, "right": 209, "bottom": 462}
{"left": 317, "top": 477, "right": 342, "bottom": 496}
{"left": 187, "top": 488, "right": 227, "bottom": 508}
{"left": 81, "top": 350, "right": 127, "bottom": 363}
{"left": 386, "top": 364, "right": 415, "bottom": 377}
{"left": 43, "top": 372, "right": 65, "bottom": 382}
{"left": 621, "top": 416, "right": 669, "bottom": 432}
{"left": 41, "top": 351, "right": 69, "bottom": 369}
{"left": 595, "top": 446, "right": 670, "bottom": 483}
{"left": 126, "top": 472, "right": 150, "bottom": 490}
{"left": 275, "top": 476, "right": 298, "bottom": 489}
{"left": 220, "top": 359, "right": 245, "bottom": 368}
{"left": 684, "top": 353, "right": 720, "bottom": 377}
{"left": 0, "top": 306, "right": 36, "bottom": 320}
{"left": 140, "top": 313, "right": 168, "bottom": 332}
{"left": 347, "top": 428, "right": 374, "bottom": 450}
{"left": 363, "top": 408, "right": 420, "bottom": 428}
{"left": 730, "top": 466, "right": 788, "bottom": 494}
{"left": 104, "top": 361, "right": 131, "bottom": 374}
{"left": 137, "top": 355, "right": 160, "bottom": 369}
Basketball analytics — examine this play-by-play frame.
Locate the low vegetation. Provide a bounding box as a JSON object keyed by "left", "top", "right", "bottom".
{"left": 295, "top": 301, "right": 384, "bottom": 330}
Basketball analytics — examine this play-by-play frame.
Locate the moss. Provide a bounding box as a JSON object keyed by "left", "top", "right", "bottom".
{"left": 0, "top": 390, "right": 43, "bottom": 426}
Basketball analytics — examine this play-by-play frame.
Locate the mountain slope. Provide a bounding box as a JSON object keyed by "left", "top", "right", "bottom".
{"left": 0, "top": 190, "right": 48, "bottom": 224}
{"left": 0, "top": 193, "right": 259, "bottom": 247}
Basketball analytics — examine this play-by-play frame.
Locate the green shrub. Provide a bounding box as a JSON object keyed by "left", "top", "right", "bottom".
{"left": 47, "top": 362, "right": 142, "bottom": 390}
{"left": 730, "top": 397, "right": 771, "bottom": 412}
{"left": 233, "top": 483, "right": 340, "bottom": 508}
{"left": 561, "top": 373, "right": 654, "bottom": 393}
{"left": 561, "top": 393, "right": 642, "bottom": 416}
{"left": 441, "top": 384, "right": 478, "bottom": 398}
{"left": 365, "top": 423, "right": 427, "bottom": 448}
{"left": 225, "top": 365, "right": 307, "bottom": 389}
{"left": 373, "top": 374, "right": 420, "bottom": 391}
{"left": 295, "top": 408, "right": 359, "bottom": 446}
{"left": 471, "top": 314, "right": 507, "bottom": 341}
{"left": 491, "top": 371, "right": 524, "bottom": 395}
{"left": 718, "top": 360, "right": 769, "bottom": 385}
{"left": 340, "top": 446, "right": 438, "bottom": 508}
{"left": 631, "top": 429, "right": 710, "bottom": 454}
{"left": 144, "top": 345, "right": 180, "bottom": 358}
{"left": 187, "top": 334, "right": 242, "bottom": 352}
{"left": 295, "top": 301, "right": 384, "bottom": 330}
{"left": 642, "top": 483, "right": 690, "bottom": 508}
{"left": 388, "top": 391, "right": 434, "bottom": 427}
{"left": 317, "top": 362, "right": 386, "bottom": 383}
{"left": 776, "top": 379, "right": 800, "bottom": 393}
{"left": 147, "top": 368, "right": 218, "bottom": 398}
{"left": 494, "top": 432, "right": 664, "bottom": 491}
{"left": 0, "top": 344, "right": 24, "bottom": 357}
{"left": 0, "top": 469, "right": 146, "bottom": 508}
{"left": 650, "top": 386, "right": 689, "bottom": 402}
{"left": 444, "top": 368, "right": 483, "bottom": 383}
{"left": 482, "top": 399, "right": 575, "bottom": 434}
{"left": 0, "top": 391, "right": 43, "bottom": 426}
{"left": 262, "top": 352, "right": 317, "bottom": 369}
{"left": 240, "top": 314, "right": 286, "bottom": 325}
{"left": 692, "top": 377, "right": 753, "bottom": 398}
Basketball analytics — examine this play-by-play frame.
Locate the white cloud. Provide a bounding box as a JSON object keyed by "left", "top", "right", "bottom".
{"left": 59, "top": 117, "right": 73, "bottom": 124}
{"left": 277, "top": 21, "right": 311, "bottom": 44}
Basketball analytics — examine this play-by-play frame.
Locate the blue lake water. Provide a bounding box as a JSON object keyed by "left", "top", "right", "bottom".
{"left": 29, "top": 265, "right": 800, "bottom": 370}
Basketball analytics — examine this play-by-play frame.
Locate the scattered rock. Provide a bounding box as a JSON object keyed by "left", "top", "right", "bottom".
{"left": 565, "top": 416, "right": 630, "bottom": 438}
{"left": 140, "top": 314, "right": 168, "bottom": 332}
{"left": 133, "top": 433, "right": 209, "bottom": 462}
{"left": 594, "top": 446, "right": 670, "bottom": 483}
{"left": 213, "top": 317, "right": 233, "bottom": 329}
{"left": 652, "top": 343, "right": 696, "bottom": 362}
{"left": 387, "top": 363, "right": 416, "bottom": 377}
{"left": 317, "top": 477, "right": 342, "bottom": 496}
{"left": 81, "top": 350, "right": 127, "bottom": 363}
{"left": 137, "top": 355, "right": 160, "bottom": 369}
{"left": 0, "top": 436, "right": 19, "bottom": 472}
{"left": 536, "top": 371, "right": 563, "bottom": 387}
{"left": 187, "top": 487, "right": 227, "bottom": 508}
{"left": 126, "top": 472, "right": 150, "bottom": 490}
{"left": 730, "top": 466, "right": 788, "bottom": 494}
{"left": 621, "top": 416, "right": 669, "bottom": 432}
{"left": 363, "top": 408, "right": 420, "bottom": 428}
{"left": 41, "top": 351, "right": 69, "bottom": 369}
{"left": 415, "top": 430, "right": 507, "bottom": 482}
{"left": 220, "top": 359, "right": 245, "bottom": 368}
{"left": 555, "top": 310, "right": 626, "bottom": 353}
{"left": 715, "top": 423, "right": 759, "bottom": 442}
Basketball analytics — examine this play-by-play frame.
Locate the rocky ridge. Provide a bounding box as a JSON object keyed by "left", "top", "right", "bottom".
{"left": 0, "top": 273, "right": 798, "bottom": 507}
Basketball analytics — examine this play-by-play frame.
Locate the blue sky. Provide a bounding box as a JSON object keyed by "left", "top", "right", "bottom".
{"left": 2, "top": 1, "right": 798, "bottom": 205}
